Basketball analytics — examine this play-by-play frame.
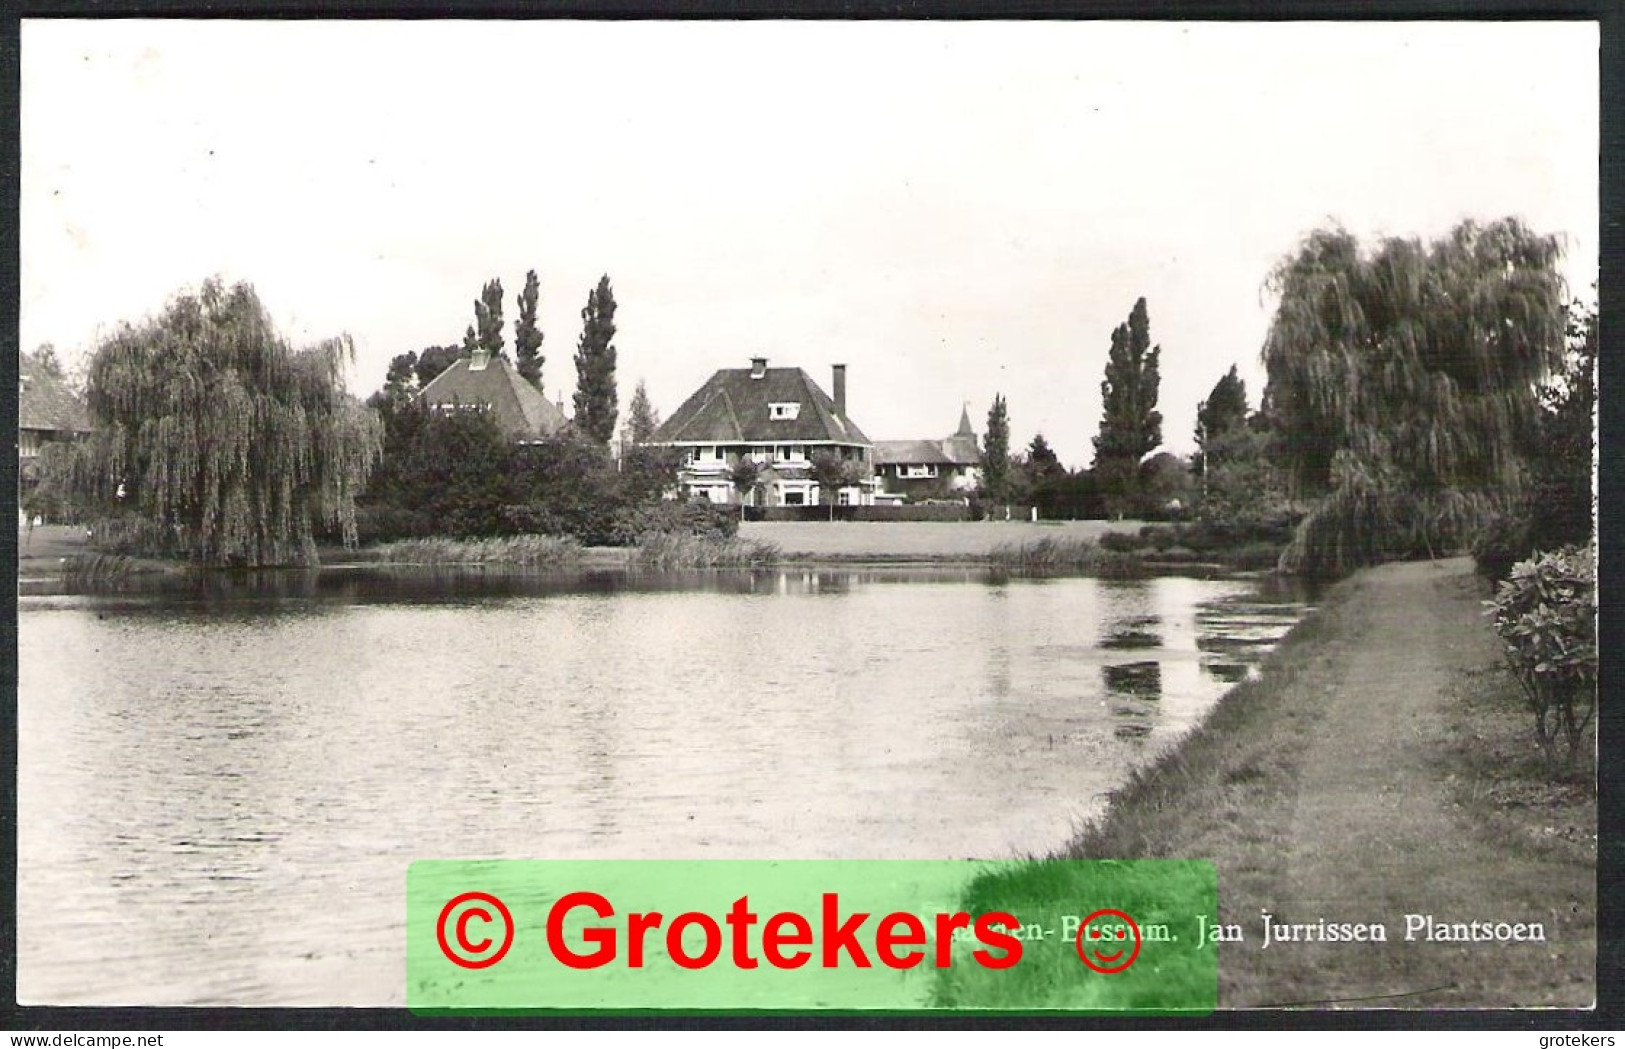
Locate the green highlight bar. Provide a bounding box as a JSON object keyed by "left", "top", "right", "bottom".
{"left": 407, "top": 859, "right": 1216, "bottom": 1014}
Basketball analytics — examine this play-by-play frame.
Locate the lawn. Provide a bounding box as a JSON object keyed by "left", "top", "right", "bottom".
{"left": 738, "top": 519, "right": 1145, "bottom": 560}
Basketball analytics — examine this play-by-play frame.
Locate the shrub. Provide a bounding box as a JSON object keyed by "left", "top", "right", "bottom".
{"left": 354, "top": 504, "right": 437, "bottom": 544}
{"left": 1099, "top": 531, "right": 1148, "bottom": 554}
{"left": 1138, "top": 525, "right": 1177, "bottom": 552}
{"left": 743, "top": 504, "right": 974, "bottom": 523}
{"left": 1471, "top": 513, "right": 1532, "bottom": 583}
{"left": 609, "top": 500, "right": 739, "bottom": 546}
{"left": 853, "top": 503, "right": 972, "bottom": 522}
{"left": 498, "top": 503, "right": 599, "bottom": 541}
{"left": 1486, "top": 546, "right": 1598, "bottom": 776}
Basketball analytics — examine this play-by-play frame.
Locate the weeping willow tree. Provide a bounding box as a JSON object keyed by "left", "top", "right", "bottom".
{"left": 1262, "top": 219, "right": 1565, "bottom": 577}
{"left": 67, "top": 278, "right": 383, "bottom": 567}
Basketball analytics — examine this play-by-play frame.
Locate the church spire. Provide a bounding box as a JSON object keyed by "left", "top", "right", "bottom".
{"left": 955, "top": 402, "right": 976, "bottom": 438}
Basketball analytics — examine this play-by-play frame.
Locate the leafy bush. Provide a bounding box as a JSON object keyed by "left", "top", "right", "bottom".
{"left": 1471, "top": 513, "right": 1532, "bottom": 583}
{"left": 1030, "top": 471, "right": 1109, "bottom": 520}
{"left": 1099, "top": 531, "right": 1149, "bottom": 553}
{"left": 1527, "top": 298, "right": 1596, "bottom": 552}
{"left": 1138, "top": 525, "right": 1177, "bottom": 552}
{"left": 1486, "top": 546, "right": 1597, "bottom": 776}
{"left": 354, "top": 504, "right": 437, "bottom": 544}
{"left": 497, "top": 503, "right": 594, "bottom": 541}
{"left": 609, "top": 500, "right": 739, "bottom": 546}
{"left": 358, "top": 413, "right": 691, "bottom": 547}
{"left": 745, "top": 504, "right": 974, "bottom": 523}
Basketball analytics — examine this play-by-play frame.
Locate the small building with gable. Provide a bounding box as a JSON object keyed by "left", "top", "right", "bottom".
{"left": 19, "top": 359, "right": 91, "bottom": 474}
{"left": 873, "top": 407, "right": 983, "bottom": 502}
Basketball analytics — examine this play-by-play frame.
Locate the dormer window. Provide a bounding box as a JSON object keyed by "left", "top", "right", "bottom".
{"left": 769, "top": 402, "right": 801, "bottom": 421}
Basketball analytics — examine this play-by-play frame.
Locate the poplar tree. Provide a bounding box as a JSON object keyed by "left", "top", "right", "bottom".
{"left": 1091, "top": 297, "right": 1163, "bottom": 499}
{"left": 515, "top": 269, "right": 544, "bottom": 389}
{"left": 474, "top": 278, "right": 505, "bottom": 361}
{"left": 982, "top": 393, "right": 1011, "bottom": 504}
{"left": 572, "top": 275, "right": 619, "bottom": 447}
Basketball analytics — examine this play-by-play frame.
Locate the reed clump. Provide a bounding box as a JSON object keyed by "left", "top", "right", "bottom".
{"left": 634, "top": 532, "right": 780, "bottom": 569}
{"left": 370, "top": 535, "right": 582, "bottom": 566}
{"left": 987, "top": 536, "right": 1144, "bottom": 576}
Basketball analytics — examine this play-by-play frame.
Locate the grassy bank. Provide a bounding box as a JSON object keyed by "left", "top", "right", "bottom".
{"left": 937, "top": 557, "right": 1594, "bottom": 1009}
{"left": 738, "top": 520, "right": 1278, "bottom": 571}
{"left": 738, "top": 520, "right": 1144, "bottom": 561}
{"left": 30, "top": 518, "right": 1280, "bottom": 579}
{"left": 19, "top": 524, "right": 188, "bottom": 586}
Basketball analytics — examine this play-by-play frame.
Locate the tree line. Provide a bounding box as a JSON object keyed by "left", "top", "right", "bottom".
{"left": 369, "top": 269, "right": 624, "bottom": 449}
{"left": 35, "top": 216, "right": 1589, "bottom": 577}
{"left": 976, "top": 295, "right": 1203, "bottom": 524}
{"left": 974, "top": 217, "right": 1591, "bottom": 580}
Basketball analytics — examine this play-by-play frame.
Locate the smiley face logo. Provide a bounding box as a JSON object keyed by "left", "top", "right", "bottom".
{"left": 1074, "top": 908, "right": 1142, "bottom": 973}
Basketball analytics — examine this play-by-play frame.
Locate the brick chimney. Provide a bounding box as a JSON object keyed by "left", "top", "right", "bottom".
{"left": 832, "top": 364, "right": 847, "bottom": 415}
{"left": 470, "top": 346, "right": 490, "bottom": 371}
{"left": 750, "top": 356, "right": 768, "bottom": 379}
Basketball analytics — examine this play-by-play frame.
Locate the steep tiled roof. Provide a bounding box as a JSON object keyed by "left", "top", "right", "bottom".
{"left": 941, "top": 433, "right": 980, "bottom": 465}
{"left": 873, "top": 409, "right": 981, "bottom": 466}
{"left": 874, "top": 439, "right": 958, "bottom": 466}
{"left": 418, "top": 353, "right": 569, "bottom": 439}
{"left": 650, "top": 366, "right": 869, "bottom": 445}
{"left": 19, "top": 362, "right": 91, "bottom": 435}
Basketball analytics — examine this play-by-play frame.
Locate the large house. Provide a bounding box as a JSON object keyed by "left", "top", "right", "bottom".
{"left": 646, "top": 358, "right": 878, "bottom": 506}
{"left": 873, "top": 407, "right": 982, "bottom": 502}
{"left": 19, "top": 359, "right": 91, "bottom": 480}
{"left": 418, "top": 347, "right": 570, "bottom": 440}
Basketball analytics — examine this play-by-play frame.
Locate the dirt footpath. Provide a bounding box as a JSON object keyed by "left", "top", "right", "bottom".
{"left": 1230, "top": 558, "right": 1594, "bottom": 1008}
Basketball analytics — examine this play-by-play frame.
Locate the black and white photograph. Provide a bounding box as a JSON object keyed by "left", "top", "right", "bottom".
{"left": 13, "top": 18, "right": 1600, "bottom": 1019}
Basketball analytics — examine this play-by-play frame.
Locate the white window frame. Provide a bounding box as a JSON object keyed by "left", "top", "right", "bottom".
{"left": 769, "top": 402, "right": 802, "bottom": 421}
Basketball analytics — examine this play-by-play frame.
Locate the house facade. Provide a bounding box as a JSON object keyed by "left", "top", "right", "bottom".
{"left": 873, "top": 407, "right": 982, "bottom": 502}
{"left": 19, "top": 360, "right": 91, "bottom": 481}
{"left": 417, "top": 347, "right": 570, "bottom": 440}
{"left": 645, "top": 358, "right": 878, "bottom": 506}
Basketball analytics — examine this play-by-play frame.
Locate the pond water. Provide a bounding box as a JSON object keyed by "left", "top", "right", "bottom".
{"left": 17, "top": 566, "right": 1311, "bottom": 1006}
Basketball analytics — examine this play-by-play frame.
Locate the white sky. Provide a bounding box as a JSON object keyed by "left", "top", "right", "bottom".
{"left": 20, "top": 20, "right": 1598, "bottom": 465}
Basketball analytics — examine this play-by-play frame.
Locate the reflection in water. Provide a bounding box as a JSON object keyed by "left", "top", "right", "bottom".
{"left": 1101, "top": 614, "right": 1163, "bottom": 651}
{"left": 1103, "top": 661, "right": 1164, "bottom": 701}
{"left": 18, "top": 566, "right": 1309, "bottom": 1006}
